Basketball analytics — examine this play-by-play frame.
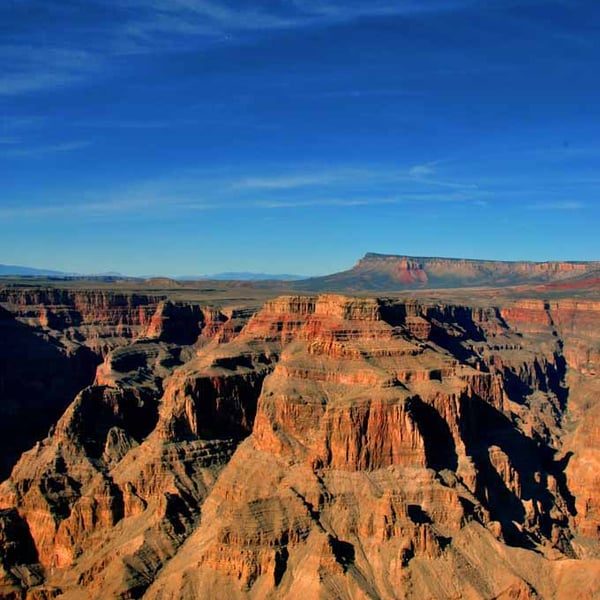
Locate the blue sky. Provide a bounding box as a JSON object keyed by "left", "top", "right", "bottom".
{"left": 1, "top": 0, "right": 599, "bottom": 276}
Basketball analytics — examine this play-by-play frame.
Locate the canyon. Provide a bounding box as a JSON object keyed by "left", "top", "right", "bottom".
{"left": 0, "top": 257, "right": 599, "bottom": 599}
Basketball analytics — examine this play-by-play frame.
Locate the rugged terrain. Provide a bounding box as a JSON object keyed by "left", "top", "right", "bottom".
{"left": 0, "top": 264, "right": 599, "bottom": 599}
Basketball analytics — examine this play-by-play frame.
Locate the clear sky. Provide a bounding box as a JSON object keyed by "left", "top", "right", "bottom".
{"left": 1, "top": 0, "right": 600, "bottom": 276}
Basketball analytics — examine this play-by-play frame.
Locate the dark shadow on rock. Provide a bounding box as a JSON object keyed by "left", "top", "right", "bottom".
{"left": 501, "top": 367, "right": 534, "bottom": 405}
{"left": 407, "top": 395, "right": 458, "bottom": 472}
{"left": 554, "top": 451, "right": 577, "bottom": 516}
{"left": 378, "top": 301, "right": 408, "bottom": 327}
{"left": 71, "top": 385, "right": 159, "bottom": 460}
{"left": 274, "top": 546, "right": 289, "bottom": 586}
{"left": 328, "top": 535, "right": 355, "bottom": 572}
{"left": 173, "top": 368, "right": 271, "bottom": 442}
{"left": 38, "top": 470, "right": 82, "bottom": 520}
{"left": 0, "top": 508, "right": 39, "bottom": 566}
{"left": 164, "top": 492, "right": 194, "bottom": 536}
{"left": 547, "top": 352, "right": 569, "bottom": 411}
{"left": 152, "top": 302, "right": 205, "bottom": 345}
{"left": 407, "top": 504, "right": 432, "bottom": 525}
{"left": 427, "top": 306, "right": 486, "bottom": 365}
{"left": 0, "top": 306, "right": 100, "bottom": 479}
{"left": 458, "top": 391, "right": 572, "bottom": 548}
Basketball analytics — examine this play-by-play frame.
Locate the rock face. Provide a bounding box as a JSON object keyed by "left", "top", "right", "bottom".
{"left": 293, "top": 253, "right": 600, "bottom": 291}
{"left": 0, "top": 288, "right": 169, "bottom": 480}
{"left": 0, "top": 289, "right": 244, "bottom": 480}
{"left": 0, "top": 290, "right": 599, "bottom": 599}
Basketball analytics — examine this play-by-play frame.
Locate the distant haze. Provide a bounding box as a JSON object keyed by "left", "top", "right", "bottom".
{"left": 0, "top": 263, "right": 305, "bottom": 281}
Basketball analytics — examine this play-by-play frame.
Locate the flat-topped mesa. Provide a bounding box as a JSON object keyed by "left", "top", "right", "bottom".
{"left": 386, "top": 255, "right": 597, "bottom": 286}
{"left": 295, "top": 253, "right": 600, "bottom": 291}
{"left": 359, "top": 253, "right": 595, "bottom": 275}
{"left": 357, "top": 255, "right": 429, "bottom": 285}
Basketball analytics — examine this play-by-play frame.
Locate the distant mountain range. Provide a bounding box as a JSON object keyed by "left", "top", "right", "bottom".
{"left": 0, "top": 264, "right": 304, "bottom": 282}
{"left": 0, "top": 264, "right": 70, "bottom": 277}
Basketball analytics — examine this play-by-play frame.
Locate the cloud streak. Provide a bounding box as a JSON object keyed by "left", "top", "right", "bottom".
{"left": 0, "top": 0, "right": 482, "bottom": 122}
{"left": 119, "top": 0, "right": 468, "bottom": 41}
{"left": 0, "top": 45, "right": 101, "bottom": 96}
{"left": 232, "top": 172, "right": 351, "bottom": 190}
{"left": 2, "top": 140, "right": 91, "bottom": 158}
{"left": 526, "top": 201, "right": 586, "bottom": 211}
{"left": 0, "top": 0, "right": 474, "bottom": 95}
{"left": 230, "top": 165, "right": 479, "bottom": 192}
{"left": 254, "top": 192, "right": 487, "bottom": 209}
{"left": 0, "top": 160, "right": 488, "bottom": 221}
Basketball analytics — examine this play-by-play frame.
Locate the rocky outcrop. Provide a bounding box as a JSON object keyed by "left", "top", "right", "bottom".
{"left": 0, "top": 291, "right": 599, "bottom": 599}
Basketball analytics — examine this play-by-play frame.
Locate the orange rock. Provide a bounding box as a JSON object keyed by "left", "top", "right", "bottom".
{"left": 0, "top": 290, "right": 599, "bottom": 598}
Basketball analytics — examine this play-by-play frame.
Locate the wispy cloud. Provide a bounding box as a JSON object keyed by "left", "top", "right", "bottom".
{"left": 230, "top": 164, "right": 479, "bottom": 192}
{"left": 119, "top": 0, "right": 460, "bottom": 41}
{"left": 0, "top": 195, "right": 164, "bottom": 219}
{"left": 0, "top": 46, "right": 101, "bottom": 96}
{"left": 409, "top": 162, "right": 436, "bottom": 177}
{"left": 254, "top": 196, "right": 400, "bottom": 209}
{"left": 254, "top": 192, "right": 487, "bottom": 209}
{"left": 74, "top": 119, "right": 173, "bottom": 130}
{"left": 2, "top": 141, "right": 91, "bottom": 158}
{"left": 232, "top": 173, "right": 348, "bottom": 190}
{"left": 305, "top": 89, "right": 423, "bottom": 100}
{"left": 0, "top": 0, "right": 471, "bottom": 95}
{"left": 0, "top": 72, "right": 81, "bottom": 96}
{"left": 526, "top": 201, "right": 586, "bottom": 211}
{"left": 417, "top": 177, "right": 479, "bottom": 190}
{"left": 0, "top": 160, "right": 488, "bottom": 222}
{"left": 407, "top": 160, "right": 479, "bottom": 190}
{"left": 0, "top": 116, "right": 46, "bottom": 131}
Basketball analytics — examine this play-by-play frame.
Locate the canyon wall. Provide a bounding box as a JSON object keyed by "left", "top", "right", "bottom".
{"left": 0, "top": 290, "right": 598, "bottom": 599}
{"left": 0, "top": 289, "right": 245, "bottom": 479}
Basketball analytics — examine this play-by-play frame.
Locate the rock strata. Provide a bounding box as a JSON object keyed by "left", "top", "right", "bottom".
{"left": 0, "top": 291, "right": 598, "bottom": 599}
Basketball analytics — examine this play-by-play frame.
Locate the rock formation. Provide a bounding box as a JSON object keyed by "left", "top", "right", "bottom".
{"left": 0, "top": 287, "right": 599, "bottom": 599}
{"left": 293, "top": 253, "right": 600, "bottom": 291}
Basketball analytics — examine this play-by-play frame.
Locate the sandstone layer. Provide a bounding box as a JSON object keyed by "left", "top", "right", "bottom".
{"left": 0, "top": 289, "right": 598, "bottom": 599}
